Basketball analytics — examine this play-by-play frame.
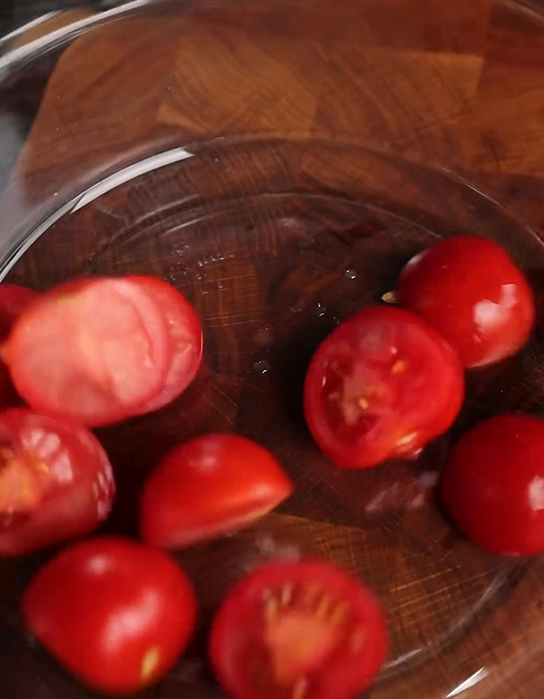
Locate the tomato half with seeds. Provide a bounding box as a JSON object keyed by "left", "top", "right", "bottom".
{"left": 441, "top": 413, "right": 544, "bottom": 555}
{"left": 304, "top": 305, "right": 464, "bottom": 468}
{"left": 0, "top": 408, "right": 114, "bottom": 555}
{"left": 22, "top": 537, "right": 196, "bottom": 695}
{"left": 3, "top": 276, "right": 172, "bottom": 426}
{"left": 398, "top": 235, "right": 534, "bottom": 368}
{"left": 140, "top": 434, "right": 293, "bottom": 549}
{"left": 128, "top": 276, "right": 203, "bottom": 413}
{"left": 209, "top": 559, "right": 387, "bottom": 699}
{"left": 0, "top": 284, "right": 38, "bottom": 406}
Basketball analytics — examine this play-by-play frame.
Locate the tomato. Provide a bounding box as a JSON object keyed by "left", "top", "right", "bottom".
{"left": 0, "top": 408, "right": 114, "bottom": 555}
{"left": 304, "top": 305, "right": 464, "bottom": 468}
{"left": 3, "top": 276, "right": 173, "bottom": 426}
{"left": 0, "top": 283, "right": 38, "bottom": 406}
{"left": 441, "top": 413, "right": 544, "bottom": 555}
{"left": 140, "top": 434, "right": 293, "bottom": 549}
{"left": 398, "top": 235, "right": 534, "bottom": 368}
{"left": 128, "top": 276, "right": 203, "bottom": 413}
{"left": 209, "top": 558, "right": 387, "bottom": 699}
{"left": 22, "top": 537, "right": 196, "bottom": 695}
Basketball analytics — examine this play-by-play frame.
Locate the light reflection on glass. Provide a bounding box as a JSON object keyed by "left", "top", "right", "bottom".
{"left": 446, "top": 667, "right": 489, "bottom": 697}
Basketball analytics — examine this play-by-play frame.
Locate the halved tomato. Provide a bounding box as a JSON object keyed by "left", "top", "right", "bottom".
{"left": 209, "top": 558, "right": 387, "bottom": 699}
{"left": 140, "top": 434, "right": 293, "bottom": 549}
{"left": 0, "top": 408, "right": 114, "bottom": 555}
{"left": 3, "top": 276, "right": 172, "bottom": 426}
{"left": 128, "top": 276, "right": 203, "bottom": 413}
{"left": 304, "top": 305, "right": 464, "bottom": 468}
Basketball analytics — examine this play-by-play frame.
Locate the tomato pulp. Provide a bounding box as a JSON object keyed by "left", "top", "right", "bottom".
{"left": 22, "top": 537, "right": 196, "bottom": 695}
{"left": 128, "top": 276, "right": 203, "bottom": 413}
{"left": 0, "top": 284, "right": 38, "bottom": 406}
{"left": 209, "top": 559, "right": 387, "bottom": 699}
{"left": 398, "top": 235, "right": 534, "bottom": 368}
{"left": 304, "top": 305, "right": 464, "bottom": 468}
{"left": 140, "top": 434, "right": 293, "bottom": 549}
{"left": 4, "top": 276, "right": 173, "bottom": 425}
{"left": 0, "top": 408, "right": 114, "bottom": 555}
{"left": 441, "top": 413, "right": 544, "bottom": 555}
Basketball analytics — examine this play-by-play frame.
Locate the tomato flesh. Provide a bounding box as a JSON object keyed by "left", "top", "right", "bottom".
{"left": 209, "top": 559, "right": 387, "bottom": 699}
{"left": 22, "top": 537, "right": 196, "bottom": 695}
{"left": 0, "top": 408, "right": 114, "bottom": 555}
{"left": 128, "top": 276, "right": 203, "bottom": 413}
{"left": 140, "top": 434, "right": 293, "bottom": 549}
{"left": 398, "top": 235, "right": 534, "bottom": 368}
{"left": 0, "top": 283, "right": 38, "bottom": 406}
{"left": 441, "top": 413, "right": 544, "bottom": 555}
{"left": 304, "top": 305, "right": 464, "bottom": 468}
{"left": 4, "top": 276, "right": 172, "bottom": 426}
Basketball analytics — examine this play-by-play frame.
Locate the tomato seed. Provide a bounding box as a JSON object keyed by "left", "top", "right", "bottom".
{"left": 292, "top": 677, "right": 309, "bottom": 699}
{"left": 391, "top": 359, "right": 406, "bottom": 374}
{"left": 349, "top": 626, "right": 366, "bottom": 653}
{"left": 357, "top": 397, "right": 369, "bottom": 409}
{"left": 281, "top": 583, "right": 294, "bottom": 605}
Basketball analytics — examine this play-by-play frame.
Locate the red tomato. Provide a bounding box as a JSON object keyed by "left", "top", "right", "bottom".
{"left": 0, "top": 408, "right": 114, "bottom": 555}
{"left": 441, "top": 413, "right": 544, "bottom": 555}
{"left": 140, "top": 434, "right": 293, "bottom": 549}
{"left": 0, "top": 284, "right": 38, "bottom": 406}
{"left": 22, "top": 537, "right": 196, "bottom": 695}
{"left": 304, "top": 305, "right": 464, "bottom": 468}
{"left": 398, "top": 235, "right": 534, "bottom": 368}
{"left": 209, "top": 558, "right": 387, "bottom": 699}
{"left": 128, "top": 276, "right": 203, "bottom": 413}
{"left": 3, "top": 276, "right": 173, "bottom": 426}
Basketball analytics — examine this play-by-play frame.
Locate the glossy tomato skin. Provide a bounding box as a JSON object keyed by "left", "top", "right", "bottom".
{"left": 209, "top": 558, "right": 387, "bottom": 699}
{"left": 304, "top": 305, "right": 464, "bottom": 469}
{"left": 128, "top": 276, "right": 203, "bottom": 413}
{"left": 398, "top": 235, "right": 534, "bottom": 368}
{"left": 441, "top": 413, "right": 544, "bottom": 555}
{"left": 0, "top": 284, "right": 38, "bottom": 407}
{"left": 140, "top": 434, "right": 293, "bottom": 549}
{"left": 0, "top": 408, "right": 114, "bottom": 555}
{"left": 22, "top": 537, "right": 196, "bottom": 695}
{"left": 4, "top": 276, "right": 173, "bottom": 426}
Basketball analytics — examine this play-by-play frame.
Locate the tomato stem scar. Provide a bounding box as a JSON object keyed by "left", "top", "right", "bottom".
{"left": 140, "top": 647, "right": 161, "bottom": 682}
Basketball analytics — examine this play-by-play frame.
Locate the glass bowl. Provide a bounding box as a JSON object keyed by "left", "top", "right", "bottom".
{"left": 2, "top": 1, "right": 544, "bottom": 698}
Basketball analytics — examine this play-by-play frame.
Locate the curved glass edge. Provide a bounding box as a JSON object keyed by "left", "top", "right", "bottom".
{"left": 0, "top": 0, "right": 166, "bottom": 76}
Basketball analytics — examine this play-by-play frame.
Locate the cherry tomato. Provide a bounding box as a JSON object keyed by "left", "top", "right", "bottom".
{"left": 3, "top": 276, "right": 173, "bottom": 426}
{"left": 441, "top": 413, "right": 544, "bottom": 555}
{"left": 209, "top": 558, "right": 387, "bottom": 699}
{"left": 0, "top": 284, "right": 38, "bottom": 406}
{"left": 0, "top": 408, "right": 114, "bottom": 555}
{"left": 398, "top": 235, "right": 534, "bottom": 368}
{"left": 140, "top": 434, "right": 293, "bottom": 549}
{"left": 22, "top": 537, "right": 196, "bottom": 695}
{"left": 304, "top": 305, "right": 464, "bottom": 468}
{"left": 128, "top": 276, "right": 203, "bottom": 413}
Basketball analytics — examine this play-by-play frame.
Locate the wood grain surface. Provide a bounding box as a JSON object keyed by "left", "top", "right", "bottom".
{"left": 2, "top": 1, "right": 544, "bottom": 698}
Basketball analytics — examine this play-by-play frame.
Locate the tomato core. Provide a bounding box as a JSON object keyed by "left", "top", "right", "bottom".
{"left": 0, "top": 447, "right": 50, "bottom": 514}
{"left": 257, "top": 583, "right": 364, "bottom": 697}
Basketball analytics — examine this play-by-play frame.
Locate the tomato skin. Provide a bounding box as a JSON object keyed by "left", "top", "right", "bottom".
{"left": 304, "top": 305, "right": 464, "bottom": 469}
{"left": 209, "top": 558, "right": 387, "bottom": 699}
{"left": 398, "top": 235, "right": 534, "bottom": 368}
{"left": 140, "top": 434, "right": 293, "bottom": 549}
{"left": 128, "top": 276, "right": 203, "bottom": 413}
{"left": 0, "top": 408, "right": 114, "bottom": 555}
{"left": 4, "top": 276, "right": 173, "bottom": 426}
{"left": 22, "top": 537, "right": 196, "bottom": 695}
{"left": 0, "top": 284, "right": 38, "bottom": 407}
{"left": 441, "top": 413, "right": 544, "bottom": 555}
